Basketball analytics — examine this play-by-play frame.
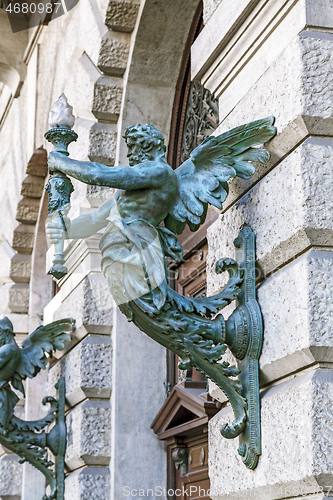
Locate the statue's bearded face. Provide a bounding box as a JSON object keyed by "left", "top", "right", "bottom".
{"left": 126, "top": 137, "right": 156, "bottom": 166}
{"left": 123, "top": 124, "right": 166, "bottom": 166}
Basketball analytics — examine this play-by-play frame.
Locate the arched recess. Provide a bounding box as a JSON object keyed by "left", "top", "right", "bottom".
{"left": 117, "top": 0, "right": 202, "bottom": 165}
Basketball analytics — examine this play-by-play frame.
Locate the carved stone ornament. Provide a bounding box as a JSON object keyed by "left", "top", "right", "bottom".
{"left": 180, "top": 81, "right": 219, "bottom": 164}
{"left": 0, "top": 317, "right": 74, "bottom": 500}
{"left": 45, "top": 97, "right": 276, "bottom": 468}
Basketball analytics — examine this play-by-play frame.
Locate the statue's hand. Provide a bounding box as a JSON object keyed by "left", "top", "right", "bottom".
{"left": 46, "top": 217, "right": 71, "bottom": 244}
{"left": 48, "top": 151, "right": 63, "bottom": 174}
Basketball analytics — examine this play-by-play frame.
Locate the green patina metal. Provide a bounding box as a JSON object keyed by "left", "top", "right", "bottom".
{"left": 0, "top": 317, "right": 74, "bottom": 499}
{"left": 46, "top": 100, "right": 276, "bottom": 468}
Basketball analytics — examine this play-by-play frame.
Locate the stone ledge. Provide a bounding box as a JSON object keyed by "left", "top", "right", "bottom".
{"left": 48, "top": 335, "right": 112, "bottom": 407}
{"left": 65, "top": 466, "right": 110, "bottom": 500}
{"left": 209, "top": 368, "right": 333, "bottom": 500}
{"left": 65, "top": 400, "right": 111, "bottom": 470}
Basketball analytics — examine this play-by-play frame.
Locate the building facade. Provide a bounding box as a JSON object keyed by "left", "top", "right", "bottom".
{"left": 0, "top": 0, "right": 333, "bottom": 499}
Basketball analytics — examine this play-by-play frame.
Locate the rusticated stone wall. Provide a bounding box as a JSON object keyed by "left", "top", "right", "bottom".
{"left": 192, "top": 1, "right": 333, "bottom": 499}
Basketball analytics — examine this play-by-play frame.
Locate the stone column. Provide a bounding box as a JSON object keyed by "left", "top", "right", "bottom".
{"left": 191, "top": 0, "right": 333, "bottom": 498}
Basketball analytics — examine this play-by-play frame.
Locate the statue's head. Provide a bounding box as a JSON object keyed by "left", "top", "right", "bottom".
{"left": 123, "top": 124, "right": 167, "bottom": 166}
{"left": 0, "top": 317, "right": 14, "bottom": 347}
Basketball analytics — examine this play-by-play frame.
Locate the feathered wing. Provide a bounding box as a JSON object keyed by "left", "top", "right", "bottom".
{"left": 10, "top": 318, "right": 74, "bottom": 395}
{"left": 164, "top": 116, "right": 277, "bottom": 234}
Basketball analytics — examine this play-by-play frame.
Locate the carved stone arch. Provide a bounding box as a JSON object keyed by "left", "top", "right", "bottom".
{"left": 117, "top": 0, "right": 202, "bottom": 165}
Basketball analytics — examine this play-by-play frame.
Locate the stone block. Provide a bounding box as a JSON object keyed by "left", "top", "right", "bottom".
{"left": 97, "top": 32, "right": 129, "bottom": 76}
{"left": 65, "top": 467, "right": 110, "bottom": 500}
{"left": 9, "top": 254, "right": 31, "bottom": 284}
{"left": 207, "top": 138, "right": 333, "bottom": 295}
{"left": 25, "top": 148, "right": 47, "bottom": 177}
{"left": 12, "top": 225, "right": 35, "bottom": 254}
{"left": 65, "top": 400, "right": 111, "bottom": 470}
{"left": 88, "top": 123, "right": 117, "bottom": 165}
{"left": 0, "top": 284, "right": 29, "bottom": 314}
{"left": 52, "top": 274, "right": 113, "bottom": 340}
{"left": 15, "top": 198, "right": 40, "bottom": 225}
{"left": 20, "top": 175, "right": 44, "bottom": 199}
{"left": 105, "top": 1, "right": 140, "bottom": 32}
{"left": 257, "top": 249, "right": 333, "bottom": 383}
{"left": 92, "top": 76, "right": 123, "bottom": 122}
{"left": 86, "top": 185, "right": 116, "bottom": 208}
{"left": 48, "top": 335, "right": 112, "bottom": 406}
{"left": 0, "top": 454, "right": 23, "bottom": 499}
{"left": 209, "top": 368, "right": 333, "bottom": 500}
{"left": 211, "top": 32, "right": 333, "bottom": 149}
{"left": 208, "top": 246, "right": 333, "bottom": 386}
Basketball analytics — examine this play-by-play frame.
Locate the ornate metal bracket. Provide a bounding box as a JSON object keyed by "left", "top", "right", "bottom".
{"left": 175, "top": 226, "right": 262, "bottom": 469}
{"left": 220, "top": 226, "right": 262, "bottom": 469}
{"left": 1, "top": 377, "right": 67, "bottom": 500}
{"left": 0, "top": 317, "right": 73, "bottom": 499}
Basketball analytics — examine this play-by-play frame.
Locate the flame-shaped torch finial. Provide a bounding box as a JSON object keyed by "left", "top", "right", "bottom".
{"left": 48, "top": 93, "right": 75, "bottom": 129}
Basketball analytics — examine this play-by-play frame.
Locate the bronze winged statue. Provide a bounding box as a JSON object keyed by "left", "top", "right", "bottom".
{"left": 46, "top": 117, "right": 276, "bottom": 468}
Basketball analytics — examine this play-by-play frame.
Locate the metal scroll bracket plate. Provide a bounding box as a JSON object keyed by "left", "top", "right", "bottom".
{"left": 226, "top": 226, "right": 263, "bottom": 469}
{"left": 0, "top": 377, "right": 68, "bottom": 500}
{"left": 47, "top": 376, "right": 67, "bottom": 500}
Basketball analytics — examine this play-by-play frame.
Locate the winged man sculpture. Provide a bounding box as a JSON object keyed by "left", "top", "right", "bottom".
{"left": 46, "top": 117, "right": 276, "bottom": 468}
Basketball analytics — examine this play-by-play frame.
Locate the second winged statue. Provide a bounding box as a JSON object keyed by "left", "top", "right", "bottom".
{"left": 47, "top": 116, "right": 276, "bottom": 468}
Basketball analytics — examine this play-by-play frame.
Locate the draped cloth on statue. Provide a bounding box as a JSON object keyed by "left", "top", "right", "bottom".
{"left": 99, "top": 203, "right": 169, "bottom": 313}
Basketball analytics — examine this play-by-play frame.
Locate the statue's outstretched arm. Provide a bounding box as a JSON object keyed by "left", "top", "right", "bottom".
{"left": 48, "top": 151, "right": 167, "bottom": 189}
{"left": 46, "top": 197, "right": 113, "bottom": 245}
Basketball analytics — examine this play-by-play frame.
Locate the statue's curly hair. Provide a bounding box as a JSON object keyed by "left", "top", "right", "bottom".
{"left": 123, "top": 124, "right": 166, "bottom": 154}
